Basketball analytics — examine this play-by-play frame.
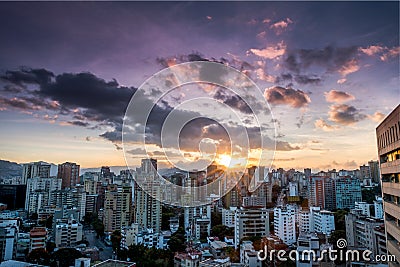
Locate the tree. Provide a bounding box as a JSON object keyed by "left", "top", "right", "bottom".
{"left": 362, "top": 189, "right": 375, "bottom": 204}
{"left": 92, "top": 219, "right": 105, "bottom": 238}
{"left": 329, "top": 230, "right": 347, "bottom": 265}
{"left": 167, "top": 227, "right": 186, "bottom": 252}
{"left": 161, "top": 206, "right": 175, "bottom": 231}
{"left": 211, "top": 224, "right": 233, "bottom": 240}
{"left": 46, "top": 241, "right": 56, "bottom": 253}
{"left": 26, "top": 248, "right": 50, "bottom": 266}
{"left": 211, "top": 211, "right": 222, "bottom": 226}
{"left": 225, "top": 247, "right": 239, "bottom": 262}
{"left": 50, "top": 248, "right": 83, "bottom": 267}
{"left": 111, "top": 230, "right": 122, "bottom": 252}
{"left": 46, "top": 215, "right": 53, "bottom": 229}
{"left": 334, "top": 209, "right": 348, "bottom": 231}
{"left": 272, "top": 185, "right": 282, "bottom": 203}
{"left": 30, "top": 212, "right": 38, "bottom": 221}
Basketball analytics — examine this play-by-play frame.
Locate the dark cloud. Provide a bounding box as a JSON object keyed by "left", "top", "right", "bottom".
{"left": 1, "top": 67, "right": 54, "bottom": 86}
{"left": 294, "top": 75, "right": 321, "bottom": 85}
{"left": 264, "top": 86, "right": 310, "bottom": 108}
{"left": 284, "top": 46, "right": 358, "bottom": 73}
{"left": 214, "top": 89, "right": 252, "bottom": 114}
{"left": 0, "top": 66, "right": 294, "bottom": 157}
{"left": 68, "top": 120, "right": 89, "bottom": 127}
{"left": 328, "top": 104, "right": 367, "bottom": 125}
{"left": 1, "top": 67, "right": 136, "bottom": 143}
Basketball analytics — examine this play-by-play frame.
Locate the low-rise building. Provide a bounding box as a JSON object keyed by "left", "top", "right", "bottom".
{"left": 29, "top": 227, "right": 47, "bottom": 252}
{"left": 234, "top": 207, "right": 269, "bottom": 248}
{"left": 54, "top": 216, "right": 83, "bottom": 247}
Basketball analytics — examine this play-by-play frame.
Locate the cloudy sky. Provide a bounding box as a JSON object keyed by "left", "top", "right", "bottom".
{"left": 0, "top": 2, "right": 398, "bottom": 171}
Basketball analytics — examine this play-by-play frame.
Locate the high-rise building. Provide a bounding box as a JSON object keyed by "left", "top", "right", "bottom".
{"left": 58, "top": 162, "right": 80, "bottom": 189}
{"left": 140, "top": 158, "right": 157, "bottom": 175}
{"left": 369, "top": 160, "right": 381, "bottom": 184}
{"left": 184, "top": 205, "right": 211, "bottom": 240}
{"left": 376, "top": 104, "right": 400, "bottom": 266}
{"left": 360, "top": 164, "right": 371, "bottom": 180}
{"left": 335, "top": 176, "right": 362, "bottom": 209}
{"left": 234, "top": 207, "right": 269, "bottom": 248}
{"left": 22, "top": 162, "right": 51, "bottom": 183}
{"left": 0, "top": 185, "right": 26, "bottom": 210}
{"left": 133, "top": 159, "right": 161, "bottom": 233}
{"left": 274, "top": 205, "right": 296, "bottom": 246}
{"left": 25, "top": 177, "right": 62, "bottom": 214}
{"left": 103, "top": 185, "right": 133, "bottom": 232}
{"left": 308, "top": 176, "right": 335, "bottom": 210}
{"left": 50, "top": 186, "right": 86, "bottom": 221}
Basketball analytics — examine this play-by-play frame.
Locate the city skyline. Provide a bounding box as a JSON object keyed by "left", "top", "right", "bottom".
{"left": 0, "top": 2, "right": 399, "bottom": 170}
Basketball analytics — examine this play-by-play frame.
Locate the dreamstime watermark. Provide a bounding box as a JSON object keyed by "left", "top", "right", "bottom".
{"left": 122, "top": 61, "right": 277, "bottom": 207}
{"left": 257, "top": 238, "right": 397, "bottom": 263}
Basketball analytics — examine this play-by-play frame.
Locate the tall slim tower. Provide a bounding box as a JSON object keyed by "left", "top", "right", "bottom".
{"left": 103, "top": 185, "right": 133, "bottom": 232}
{"left": 58, "top": 162, "right": 80, "bottom": 189}
{"left": 376, "top": 104, "right": 400, "bottom": 267}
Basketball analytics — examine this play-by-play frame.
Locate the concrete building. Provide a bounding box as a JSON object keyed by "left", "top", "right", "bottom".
{"left": 174, "top": 249, "right": 201, "bottom": 267}
{"left": 50, "top": 186, "right": 86, "bottom": 221}
{"left": 240, "top": 241, "right": 261, "bottom": 267}
{"left": 274, "top": 205, "right": 296, "bottom": 245}
{"left": 234, "top": 207, "right": 269, "bottom": 248}
{"left": 289, "top": 181, "right": 299, "bottom": 197}
{"left": 133, "top": 181, "right": 161, "bottom": 233}
{"left": 222, "top": 207, "right": 236, "bottom": 228}
{"left": 0, "top": 226, "right": 17, "bottom": 261}
{"left": 376, "top": 104, "right": 400, "bottom": 267}
{"left": 369, "top": 160, "right": 381, "bottom": 184}
{"left": 25, "top": 177, "right": 62, "bottom": 214}
{"left": 29, "top": 227, "right": 47, "bottom": 252}
{"left": 184, "top": 205, "right": 211, "bottom": 240}
{"left": 345, "top": 209, "right": 385, "bottom": 257}
{"left": 58, "top": 162, "right": 80, "bottom": 189}
{"left": 103, "top": 185, "right": 133, "bottom": 232}
{"left": 54, "top": 215, "right": 83, "bottom": 247}
{"left": 308, "top": 176, "right": 336, "bottom": 210}
{"left": 22, "top": 162, "right": 51, "bottom": 183}
{"left": 133, "top": 159, "right": 161, "bottom": 233}
{"left": 314, "top": 210, "right": 335, "bottom": 236}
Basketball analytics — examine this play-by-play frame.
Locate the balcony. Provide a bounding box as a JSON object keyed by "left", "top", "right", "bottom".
{"left": 384, "top": 201, "right": 400, "bottom": 219}
{"left": 383, "top": 182, "right": 400, "bottom": 196}
{"left": 387, "top": 239, "right": 400, "bottom": 266}
{"left": 381, "top": 160, "right": 400, "bottom": 175}
{"left": 386, "top": 221, "right": 400, "bottom": 243}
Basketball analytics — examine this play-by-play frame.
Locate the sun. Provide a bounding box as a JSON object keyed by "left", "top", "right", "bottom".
{"left": 217, "top": 154, "right": 232, "bottom": 167}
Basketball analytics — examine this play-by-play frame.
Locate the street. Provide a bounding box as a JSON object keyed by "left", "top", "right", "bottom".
{"left": 84, "top": 229, "right": 114, "bottom": 261}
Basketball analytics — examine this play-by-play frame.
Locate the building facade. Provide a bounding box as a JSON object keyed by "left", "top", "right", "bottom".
{"left": 58, "top": 162, "right": 80, "bottom": 189}
{"left": 376, "top": 104, "right": 400, "bottom": 266}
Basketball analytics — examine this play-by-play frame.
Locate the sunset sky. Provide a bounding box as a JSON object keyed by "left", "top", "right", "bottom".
{"left": 0, "top": 2, "right": 398, "bottom": 171}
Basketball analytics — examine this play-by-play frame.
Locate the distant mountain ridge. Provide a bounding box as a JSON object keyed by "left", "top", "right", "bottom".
{"left": 0, "top": 159, "right": 22, "bottom": 178}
